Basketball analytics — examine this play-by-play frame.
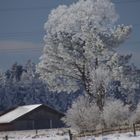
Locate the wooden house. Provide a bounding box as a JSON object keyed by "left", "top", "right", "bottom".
{"left": 0, "top": 104, "right": 65, "bottom": 131}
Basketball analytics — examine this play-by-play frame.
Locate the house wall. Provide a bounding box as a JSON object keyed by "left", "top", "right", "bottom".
{"left": 0, "top": 106, "right": 65, "bottom": 131}
{"left": 0, "top": 124, "right": 13, "bottom": 131}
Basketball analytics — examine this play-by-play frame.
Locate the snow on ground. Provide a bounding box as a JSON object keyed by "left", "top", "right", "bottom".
{"left": 0, "top": 129, "right": 140, "bottom": 140}
{"left": 79, "top": 132, "right": 140, "bottom": 140}
{"left": 0, "top": 128, "right": 70, "bottom": 140}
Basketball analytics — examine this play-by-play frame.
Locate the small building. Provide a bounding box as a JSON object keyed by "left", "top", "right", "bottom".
{"left": 0, "top": 104, "right": 65, "bottom": 131}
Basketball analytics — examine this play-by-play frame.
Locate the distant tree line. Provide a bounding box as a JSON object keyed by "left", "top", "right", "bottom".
{"left": 0, "top": 60, "right": 81, "bottom": 112}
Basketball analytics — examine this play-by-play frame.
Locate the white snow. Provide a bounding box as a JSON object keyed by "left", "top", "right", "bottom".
{"left": 78, "top": 132, "right": 140, "bottom": 140}
{"left": 0, "top": 128, "right": 70, "bottom": 140}
{"left": 0, "top": 129, "right": 140, "bottom": 140}
{"left": 0, "top": 104, "right": 42, "bottom": 123}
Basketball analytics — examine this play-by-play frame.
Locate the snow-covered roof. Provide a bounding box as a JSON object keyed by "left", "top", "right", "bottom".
{"left": 0, "top": 104, "right": 42, "bottom": 124}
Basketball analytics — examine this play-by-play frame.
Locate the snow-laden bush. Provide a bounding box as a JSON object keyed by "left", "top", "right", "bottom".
{"left": 103, "top": 99, "right": 130, "bottom": 128}
{"left": 62, "top": 96, "right": 101, "bottom": 132}
{"left": 63, "top": 97, "right": 132, "bottom": 131}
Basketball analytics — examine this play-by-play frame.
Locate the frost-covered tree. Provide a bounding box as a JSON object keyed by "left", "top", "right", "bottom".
{"left": 37, "top": 0, "right": 131, "bottom": 108}
{"left": 5, "top": 62, "right": 23, "bottom": 82}
{"left": 0, "top": 70, "right": 7, "bottom": 110}
{"left": 24, "top": 59, "right": 36, "bottom": 79}
{"left": 130, "top": 103, "right": 140, "bottom": 125}
{"left": 62, "top": 96, "right": 101, "bottom": 132}
{"left": 107, "top": 53, "right": 140, "bottom": 105}
{"left": 0, "top": 61, "right": 80, "bottom": 112}
{"left": 0, "top": 70, "right": 6, "bottom": 86}
{"left": 103, "top": 99, "right": 130, "bottom": 128}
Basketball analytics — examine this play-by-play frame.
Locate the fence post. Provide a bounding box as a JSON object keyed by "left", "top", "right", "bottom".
{"left": 133, "top": 123, "right": 136, "bottom": 136}
{"left": 5, "top": 135, "right": 8, "bottom": 140}
{"left": 68, "top": 129, "right": 73, "bottom": 140}
{"left": 36, "top": 129, "right": 38, "bottom": 135}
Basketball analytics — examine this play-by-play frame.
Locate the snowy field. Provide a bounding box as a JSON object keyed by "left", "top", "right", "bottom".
{"left": 0, "top": 128, "right": 70, "bottom": 140}
{"left": 0, "top": 129, "right": 140, "bottom": 140}
{"left": 79, "top": 132, "right": 140, "bottom": 140}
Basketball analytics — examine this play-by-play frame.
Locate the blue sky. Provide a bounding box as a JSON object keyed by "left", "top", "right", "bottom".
{"left": 0, "top": 0, "right": 140, "bottom": 71}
